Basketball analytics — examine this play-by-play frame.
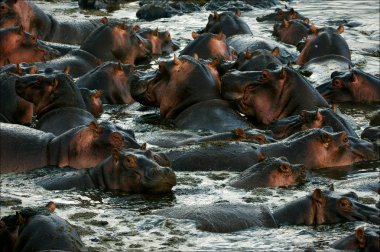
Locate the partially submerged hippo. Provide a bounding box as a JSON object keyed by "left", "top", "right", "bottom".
{"left": 269, "top": 108, "right": 358, "bottom": 139}
{"left": 232, "top": 47, "right": 282, "bottom": 71}
{"left": 199, "top": 10, "right": 252, "bottom": 38}
{"left": 15, "top": 69, "right": 96, "bottom": 135}
{"left": 0, "top": 25, "right": 59, "bottom": 66}
{"left": 0, "top": 0, "right": 101, "bottom": 44}
{"left": 296, "top": 25, "right": 350, "bottom": 65}
{"left": 228, "top": 157, "right": 306, "bottom": 189}
{"left": 256, "top": 7, "right": 307, "bottom": 22}
{"left": 331, "top": 227, "right": 380, "bottom": 252}
{"left": 221, "top": 67, "right": 329, "bottom": 125}
{"left": 317, "top": 68, "right": 380, "bottom": 103}
{"left": 76, "top": 62, "right": 136, "bottom": 104}
{"left": 180, "top": 32, "right": 236, "bottom": 61}
{"left": 154, "top": 188, "right": 380, "bottom": 232}
{"left": 0, "top": 120, "right": 140, "bottom": 173}
{"left": 79, "top": 88, "right": 103, "bottom": 117}
{"left": 0, "top": 207, "right": 88, "bottom": 252}
{"left": 131, "top": 55, "right": 251, "bottom": 132}
{"left": 137, "top": 27, "right": 180, "bottom": 55}
{"left": 39, "top": 148, "right": 176, "bottom": 194}
{"left": 273, "top": 19, "right": 310, "bottom": 46}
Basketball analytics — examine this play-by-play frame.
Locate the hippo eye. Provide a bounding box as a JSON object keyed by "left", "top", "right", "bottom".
{"left": 332, "top": 79, "right": 343, "bottom": 89}
{"left": 342, "top": 135, "right": 348, "bottom": 143}
{"left": 124, "top": 154, "right": 137, "bottom": 168}
{"left": 153, "top": 154, "right": 161, "bottom": 163}
{"left": 338, "top": 198, "right": 352, "bottom": 211}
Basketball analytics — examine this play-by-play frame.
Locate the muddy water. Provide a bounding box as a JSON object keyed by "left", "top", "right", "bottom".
{"left": 1, "top": 0, "right": 379, "bottom": 251}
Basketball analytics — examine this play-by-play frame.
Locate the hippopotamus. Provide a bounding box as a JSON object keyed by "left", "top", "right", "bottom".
{"left": 0, "top": 72, "right": 33, "bottom": 125}
{"left": 0, "top": 25, "right": 59, "bottom": 66}
{"left": 226, "top": 34, "right": 298, "bottom": 64}
{"left": 331, "top": 227, "right": 380, "bottom": 252}
{"left": 39, "top": 148, "right": 176, "bottom": 194}
{"left": 256, "top": 7, "right": 307, "bottom": 22}
{"left": 165, "top": 128, "right": 378, "bottom": 171}
{"left": 198, "top": 10, "right": 252, "bottom": 38}
{"left": 269, "top": 108, "right": 358, "bottom": 139}
{"left": 154, "top": 188, "right": 380, "bottom": 233}
{"left": 0, "top": 207, "right": 88, "bottom": 252}
{"left": 369, "top": 110, "right": 380, "bottom": 126}
{"left": 273, "top": 19, "right": 310, "bottom": 46}
{"left": 180, "top": 32, "right": 236, "bottom": 61}
{"left": 220, "top": 67, "right": 329, "bottom": 125}
{"left": 76, "top": 62, "right": 136, "bottom": 104}
{"left": 80, "top": 18, "right": 151, "bottom": 65}
{"left": 231, "top": 47, "right": 282, "bottom": 71}
{"left": 79, "top": 88, "right": 103, "bottom": 117}
{"left": 296, "top": 25, "right": 351, "bottom": 65}
{"left": 0, "top": 120, "right": 140, "bottom": 173}
{"left": 15, "top": 69, "right": 96, "bottom": 135}
{"left": 317, "top": 68, "right": 380, "bottom": 103}
{"left": 130, "top": 55, "right": 252, "bottom": 132}
{"left": 228, "top": 157, "right": 306, "bottom": 189}
{"left": 0, "top": 0, "right": 102, "bottom": 44}
{"left": 137, "top": 27, "right": 180, "bottom": 55}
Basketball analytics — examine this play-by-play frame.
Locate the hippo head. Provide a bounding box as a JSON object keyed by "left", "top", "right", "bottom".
{"left": 201, "top": 11, "right": 241, "bottom": 34}
{"left": 234, "top": 47, "right": 282, "bottom": 71}
{"left": 15, "top": 70, "right": 84, "bottom": 117}
{"left": 138, "top": 28, "right": 180, "bottom": 55}
{"left": 256, "top": 7, "right": 306, "bottom": 22}
{"left": 101, "top": 148, "right": 176, "bottom": 194}
{"left": 318, "top": 68, "right": 380, "bottom": 103}
{"left": 332, "top": 227, "right": 380, "bottom": 251}
{"left": 79, "top": 88, "right": 103, "bottom": 117}
{"left": 273, "top": 188, "right": 380, "bottom": 226}
{"left": 273, "top": 19, "right": 310, "bottom": 46}
{"left": 284, "top": 128, "right": 378, "bottom": 169}
{"left": 130, "top": 55, "right": 220, "bottom": 119}
{"left": 0, "top": 0, "right": 19, "bottom": 29}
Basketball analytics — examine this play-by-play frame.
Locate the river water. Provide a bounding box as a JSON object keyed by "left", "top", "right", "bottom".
{"left": 1, "top": 0, "right": 379, "bottom": 251}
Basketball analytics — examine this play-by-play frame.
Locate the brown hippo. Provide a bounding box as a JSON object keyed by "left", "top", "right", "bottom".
{"left": 154, "top": 188, "right": 380, "bottom": 233}
{"left": 15, "top": 69, "right": 96, "bottom": 135}
{"left": 39, "top": 148, "right": 176, "bottom": 194}
{"left": 0, "top": 207, "right": 88, "bottom": 252}
{"left": 296, "top": 25, "right": 350, "bottom": 65}
{"left": 220, "top": 67, "right": 329, "bottom": 125}
{"left": 76, "top": 62, "right": 136, "bottom": 104}
{"left": 317, "top": 68, "right": 380, "bottom": 104}
{"left": 80, "top": 18, "right": 151, "bottom": 65}
{"left": 269, "top": 108, "right": 358, "bottom": 139}
{"left": 331, "top": 227, "right": 380, "bottom": 252}
{"left": 273, "top": 19, "right": 310, "bottom": 46}
{"left": 256, "top": 7, "right": 307, "bottom": 22}
{"left": 199, "top": 10, "right": 252, "bottom": 38}
{"left": 0, "top": 72, "right": 33, "bottom": 125}
{"left": 0, "top": 120, "right": 140, "bottom": 173}
{"left": 232, "top": 47, "right": 282, "bottom": 72}
{"left": 0, "top": 0, "right": 101, "bottom": 44}
{"left": 79, "top": 88, "right": 103, "bottom": 117}
{"left": 180, "top": 32, "right": 236, "bottom": 61}
{"left": 0, "top": 26, "right": 59, "bottom": 66}
{"left": 165, "top": 128, "right": 378, "bottom": 171}
{"left": 228, "top": 157, "right": 306, "bottom": 189}
{"left": 137, "top": 27, "right": 180, "bottom": 55}
{"left": 130, "top": 55, "right": 252, "bottom": 132}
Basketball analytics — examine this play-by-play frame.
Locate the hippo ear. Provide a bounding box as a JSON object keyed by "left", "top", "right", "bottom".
{"left": 114, "top": 62, "right": 123, "bottom": 71}
{"left": 310, "top": 24, "right": 318, "bottom": 35}
{"left": 320, "top": 132, "right": 331, "bottom": 147}
{"left": 289, "top": 8, "right": 296, "bottom": 19}
{"left": 193, "top": 53, "right": 199, "bottom": 60}
{"left": 140, "top": 143, "right": 147, "bottom": 150}
{"left": 110, "top": 132, "right": 124, "bottom": 148}
{"left": 216, "top": 32, "right": 224, "bottom": 41}
{"left": 164, "top": 31, "right": 171, "bottom": 39}
{"left": 132, "top": 24, "right": 140, "bottom": 33}
{"left": 262, "top": 69, "right": 271, "bottom": 80}
{"left": 63, "top": 65, "right": 70, "bottom": 75}
{"left": 311, "top": 188, "right": 326, "bottom": 207}
{"left": 153, "top": 28, "right": 159, "bottom": 37}
{"left": 350, "top": 73, "right": 358, "bottom": 83}
{"left": 235, "top": 9, "right": 241, "bottom": 17}
{"left": 93, "top": 89, "right": 103, "bottom": 98}
{"left": 125, "top": 154, "right": 138, "bottom": 168}
{"left": 315, "top": 110, "right": 323, "bottom": 122}
{"left": 355, "top": 227, "right": 366, "bottom": 247}
{"left": 279, "top": 68, "right": 286, "bottom": 80}
{"left": 304, "top": 18, "right": 310, "bottom": 24}
{"left": 337, "top": 25, "right": 344, "bottom": 34}
{"left": 173, "top": 54, "right": 180, "bottom": 65}
{"left": 245, "top": 48, "right": 252, "bottom": 59}
{"left": 46, "top": 201, "right": 56, "bottom": 213}
{"left": 282, "top": 19, "right": 289, "bottom": 28}
{"left": 272, "top": 47, "right": 280, "bottom": 57}
{"left": 191, "top": 31, "right": 199, "bottom": 40}
{"left": 257, "top": 153, "right": 266, "bottom": 162}
{"left": 88, "top": 121, "right": 100, "bottom": 132}
{"left": 209, "top": 58, "right": 219, "bottom": 68}
{"left": 100, "top": 17, "right": 108, "bottom": 25}
{"left": 213, "top": 11, "right": 219, "bottom": 20}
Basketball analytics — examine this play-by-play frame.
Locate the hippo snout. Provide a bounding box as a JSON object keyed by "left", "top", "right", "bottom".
{"left": 220, "top": 70, "right": 261, "bottom": 101}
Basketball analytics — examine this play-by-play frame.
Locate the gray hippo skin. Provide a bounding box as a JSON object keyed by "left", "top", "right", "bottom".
{"left": 39, "top": 148, "right": 176, "bottom": 194}
{"left": 221, "top": 67, "right": 329, "bottom": 125}
{"left": 15, "top": 70, "right": 96, "bottom": 135}
{"left": 331, "top": 227, "right": 380, "bottom": 252}
{"left": 273, "top": 19, "right": 310, "bottom": 46}
{"left": 256, "top": 7, "right": 307, "bottom": 22}
{"left": 199, "top": 10, "right": 252, "bottom": 38}
{"left": 154, "top": 189, "right": 379, "bottom": 233}
{"left": 228, "top": 157, "right": 306, "bottom": 189}
{"left": 0, "top": 208, "right": 88, "bottom": 252}
{"left": 0, "top": 120, "right": 140, "bottom": 173}
{"left": 317, "top": 68, "right": 380, "bottom": 103}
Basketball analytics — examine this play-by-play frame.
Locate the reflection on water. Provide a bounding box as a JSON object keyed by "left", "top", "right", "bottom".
{"left": 1, "top": 0, "right": 379, "bottom": 251}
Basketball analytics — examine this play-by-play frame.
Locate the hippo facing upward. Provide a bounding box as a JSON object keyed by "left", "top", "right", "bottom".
{"left": 39, "top": 148, "right": 176, "bottom": 194}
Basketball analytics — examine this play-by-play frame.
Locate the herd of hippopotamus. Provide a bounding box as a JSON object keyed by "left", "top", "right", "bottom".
{"left": 0, "top": 0, "right": 379, "bottom": 251}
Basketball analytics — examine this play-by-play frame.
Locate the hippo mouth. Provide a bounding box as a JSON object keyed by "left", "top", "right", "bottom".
{"left": 141, "top": 167, "right": 176, "bottom": 194}
{"left": 349, "top": 137, "right": 379, "bottom": 161}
